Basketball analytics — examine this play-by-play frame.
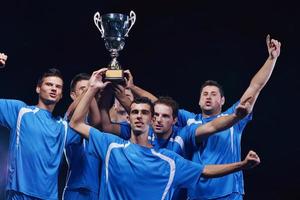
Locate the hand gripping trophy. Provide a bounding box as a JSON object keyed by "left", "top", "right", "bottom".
{"left": 94, "top": 11, "right": 136, "bottom": 82}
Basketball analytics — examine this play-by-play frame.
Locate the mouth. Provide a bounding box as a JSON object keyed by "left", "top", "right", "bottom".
{"left": 154, "top": 125, "right": 163, "bottom": 130}
{"left": 49, "top": 93, "right": 57, "bottom": 98}
{"left": 205, "top": 101, "right": 211, "bottom": 106}
{"left": 134, "top": 121, "right": 144, "bottom": 127}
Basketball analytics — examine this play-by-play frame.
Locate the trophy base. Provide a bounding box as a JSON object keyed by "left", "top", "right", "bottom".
{"left": 104, "top": 70, "right": 125, "bottom": 83}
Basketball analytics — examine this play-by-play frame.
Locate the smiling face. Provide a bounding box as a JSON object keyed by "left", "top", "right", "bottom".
{"left": 199, "top": 85, "right": 224, "bottom": 116}
{"left": 36, "top": 76, "right": 63, "bottom": 106}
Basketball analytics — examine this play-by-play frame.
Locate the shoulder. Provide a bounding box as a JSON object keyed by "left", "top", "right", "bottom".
{"left": 0, "top": 99, "right": 27, "bottom": 107}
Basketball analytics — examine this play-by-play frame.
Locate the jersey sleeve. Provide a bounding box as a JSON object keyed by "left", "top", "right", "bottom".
{"left": 65, "top": 124, "right": 82, "bottom": 146}
{"left": 88, "top": 127, "right": 124, "bottom": 160}
{"left": 176, "top": 109, "right": 196, "bottom": 127}
{"left": 179, "top": 125, "right": 199, "bottom": 155}
{"left": 0, "top": 99, "right": 26, "bottom": 129}
{"left": 119, "top": 121, "right": 131, "bottom": 140}
{"left": 173, "top": 153, "right": 204, "bottom": 188}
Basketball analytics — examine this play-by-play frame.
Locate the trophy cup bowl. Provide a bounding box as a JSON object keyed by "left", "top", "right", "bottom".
{"left": 94, "top": 11, "right": 136, "bottom": 83}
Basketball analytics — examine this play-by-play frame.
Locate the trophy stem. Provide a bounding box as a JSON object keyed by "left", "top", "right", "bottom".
{"left": 109, "top": 50, "right": 121, "bottom": 70}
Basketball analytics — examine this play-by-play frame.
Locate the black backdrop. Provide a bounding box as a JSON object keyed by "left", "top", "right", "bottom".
{"left": 0, "top": 0, "right": 299, "bottom": 199}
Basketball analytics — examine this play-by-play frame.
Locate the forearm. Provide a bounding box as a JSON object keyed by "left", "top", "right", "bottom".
{"left": 250, "top": 57, "right": 277, "bottom": 91}
{"left": 115, "top": 95, "right": 132, "bottom": 114}
{"left": 202, "top": 161, "right": 245, "bottom": 178}
{"left": 129, "top": 85, "right": 158, "bottom": 103}
{"left": 70, "top": 87, "right": 98, "bottom": 138}
{"left": 65, "top": 94, "right": 83, "bottom": 121}
{"left": 240, "top": 57, "right": 277, "bottom": 104}
{"left": 88, "top": 98, "right": 101, "bottom": 126}
{"left": 195, "top": 114, "right": 239, "bottom": 142}
{"left": 99, "top": 107, "right": 121, "bottom": 135}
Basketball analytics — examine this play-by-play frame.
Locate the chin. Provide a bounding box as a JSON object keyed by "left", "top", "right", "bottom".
{"left": 44, "top": 99, "right": 58, "bottom": 105}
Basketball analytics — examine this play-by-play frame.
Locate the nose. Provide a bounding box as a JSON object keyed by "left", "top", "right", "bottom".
{"left": 156, "top": 115, "right": 162, "bottom": 122}
{"left": 136, "top": 111, "right": 142, "bottom": 118}
{"left": 51, "top": 86, "right": 57, "bottom": 92}
{"left": 206, "top": 94, "right": 212, "bottom": 99}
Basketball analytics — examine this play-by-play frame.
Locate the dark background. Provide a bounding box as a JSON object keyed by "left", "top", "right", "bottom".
{"left": 0, "top": 0, "right": 299, "bottom": 199}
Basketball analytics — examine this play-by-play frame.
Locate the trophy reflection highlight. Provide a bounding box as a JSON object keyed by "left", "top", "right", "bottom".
{"left": 94, "top": 11, "right": 136, "bottom": 82}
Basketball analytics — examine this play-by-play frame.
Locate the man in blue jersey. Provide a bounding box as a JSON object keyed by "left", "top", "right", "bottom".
{"left": 63, "top": 73, "right": 102, "bottom": 200}
{"left": 0, "top": 67, "right": 76, "bottom": 200}
{"left": 175, "top": 35, "right": 281, "bottom": 199}
{"left": 69, "top": 68, "right": 261, "bottom": 200}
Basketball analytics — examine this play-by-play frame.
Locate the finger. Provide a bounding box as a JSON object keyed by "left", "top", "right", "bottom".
{"left": 266, "top": 34, "right": 271, "bottom": 45}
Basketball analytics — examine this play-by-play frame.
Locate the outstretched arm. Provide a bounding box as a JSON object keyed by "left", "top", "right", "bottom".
{"left": 240, "top": 35, "right": 281, "bottom": 112}
{"left": 202, "top": 150, "right": 260, "bottom": 178}
{"left": 124, "top": 70, "right": 158, "bottom": 103}
{"left": 195, "top": 98, "right": 251, "bottom": 144}
{"left": 70, "top": 68, "right": 109, "bottom": 139}
{"left": 0, "top": 53, "right": 8, "bottom": 67}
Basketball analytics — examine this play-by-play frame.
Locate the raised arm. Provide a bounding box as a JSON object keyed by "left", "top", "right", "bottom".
{"left": 240, "top": 35, "right": 281, "bottom": 111}
{"left": 0, "top": 53, "right": 8, "bottom": 67}
{"left": 195, "top": 98, "right": 251, "bottom": 144}
{"left": 202, "top": 150, "right": 260, "bottom": 178}
{"left": 98, "top": 86, "right": 123, "bottom": 135}
{"left": 70, "top": 68, "right": 109, "bottom": 139}
{"left": 65, "top": 91, "right": 101, "bottom": 126}
{"left": 124, "top": 70, "right": 158, "bottom": 103}
{"left": 113, "top": 84, "right": 132, "bottom": 114}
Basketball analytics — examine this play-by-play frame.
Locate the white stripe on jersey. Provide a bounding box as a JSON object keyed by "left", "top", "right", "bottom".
{"left": 169, "top": 136, "right": 185, "bottom": 152}
{"left": 151, "top": 149, "right": 175, "bottom": 200}
{"left": 16, "top": 107, "right": 39, "bottom": 147}
{"left": 187, "top": 118, "right": 202, "bottom": 126}
{"left": 230, "top": 127, "right": 234, "bottom": 153}
{"left": 105, "top": 142, "right": 130, "bottom": 183}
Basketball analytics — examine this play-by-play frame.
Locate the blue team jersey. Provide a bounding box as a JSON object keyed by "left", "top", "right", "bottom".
{"left": 0, "top": 99, "right": 74, "bottom": 200}
{"left": 88, "top": 127, "right": 204, "bottom": 200}
{"left": 63, "top": 120, "right": 131, "bottom": 198}
{"left": 64, "top": 129, "right": 101, "bottom": 196}
{"left": 178, "top": 101, "right": 252, "bottom": 199}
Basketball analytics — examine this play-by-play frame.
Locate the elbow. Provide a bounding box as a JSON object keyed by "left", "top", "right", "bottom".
{"left": 201, "top": 167, "right": 212, "bottom": 178}
{"left": 69, "top": 120, "right": 76, "bottom": 129}
{"left": 69, "top": 117, "right": 81, "bottom": 130}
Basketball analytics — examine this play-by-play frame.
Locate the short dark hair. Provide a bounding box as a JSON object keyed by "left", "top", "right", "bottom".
{"left": 154, "top": 96, "right": 179, "bottom": 118}
{"left": 37, "top": 68, "right": 63, "bottom": 86}
{"left": 70, "top": 73, "right": 90, "bottom": 92}
{"left": 130, "top": 97, "right": 154, "bottom": 116}
{"left": 200, "top": 80, "right": 224, "bottom": 97}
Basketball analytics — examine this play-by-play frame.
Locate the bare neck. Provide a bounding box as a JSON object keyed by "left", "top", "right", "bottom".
{"left": 36, "top": 101, "right": 55, "bottom": 112}
{"left": 130, "top": 131, "right": 152, "bottom": 148}
{"left": 202, "top": 108, "right": 222, "bottom": 118}
{"left": 155, "top": 127, "right": 173, "bottom": 140}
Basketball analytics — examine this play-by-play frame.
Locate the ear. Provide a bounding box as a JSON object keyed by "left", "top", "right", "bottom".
{"left": 36, "top": 86, "right": 40, "bottom": 94}
{"left": 172, "top": 117, "right": 178, "bottom": 125}
{"left": 221, "top": 96, "right": 225, "bottom": 106}
{"left": 70, "top": 92, "right": 76, "bottom": 100}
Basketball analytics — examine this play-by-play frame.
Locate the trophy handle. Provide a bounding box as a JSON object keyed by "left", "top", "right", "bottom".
{"left": 94, "top": 12, "right": 105, "bottom": 38}
{"left": 125, "top": 11, "right": 136, "bottom": 37}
